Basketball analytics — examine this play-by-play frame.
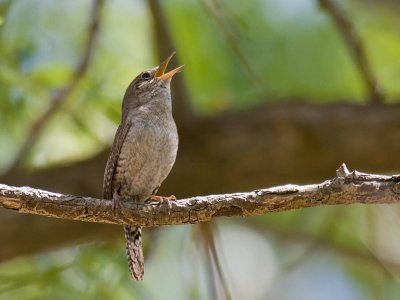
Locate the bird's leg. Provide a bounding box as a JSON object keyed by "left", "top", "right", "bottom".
{"left": 112, "top": 187, "right": 122, "bottom": 219}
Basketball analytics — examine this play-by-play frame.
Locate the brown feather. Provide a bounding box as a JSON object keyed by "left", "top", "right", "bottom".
{"left": 102, "top": 122, "right": 130, "bottom": 200}
{"left": 102, "top": 121, "right": 145, "bottom": 280}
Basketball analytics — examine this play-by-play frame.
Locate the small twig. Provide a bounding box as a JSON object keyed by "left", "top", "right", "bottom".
{"left": 1, "top": 164, "right": 400, "bottom": 227}
{"left": 254, "top": 221, "right": 400, "bottom": 276}
{"left": 198, "top": 224, "right": 220, "bottom": 300}
{"left": 199, "top": 223, "right": 232, "bottom": 300}
{"left": 281, "top": 208, "right": 344, "bottom": 272}
{"left": 199, "top": 0, "right": 266, "bottom": 94}
{"left": 5, "top": 0, "right": 104, "bottom": 174}
{"left": 319, "top": 0, "right": 384, "bottom": 104}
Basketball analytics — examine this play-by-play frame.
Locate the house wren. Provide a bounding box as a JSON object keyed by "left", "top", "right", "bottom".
{"left": 103, "top": 53, "right": 182, "bottom": 281}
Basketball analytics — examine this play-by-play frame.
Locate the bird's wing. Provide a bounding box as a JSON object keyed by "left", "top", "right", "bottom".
{"left": 103, "top": 121, "right": 131, "bottom": 199}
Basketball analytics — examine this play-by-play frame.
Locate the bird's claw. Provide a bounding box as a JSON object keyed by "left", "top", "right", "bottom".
{"left": 149, "top": 195, "right": 176, "bottom": 203}
{"left": 147, "top": 195, "right": 176, "bottom": 209}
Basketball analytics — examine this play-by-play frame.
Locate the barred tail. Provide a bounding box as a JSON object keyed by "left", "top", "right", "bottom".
{"left": 124, "top": 225, "right": 144, "bottom": 280}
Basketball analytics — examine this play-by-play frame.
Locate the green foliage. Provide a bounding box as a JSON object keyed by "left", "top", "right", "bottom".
{"left": 0, "top": 243, "right": 146, "bottom": 300}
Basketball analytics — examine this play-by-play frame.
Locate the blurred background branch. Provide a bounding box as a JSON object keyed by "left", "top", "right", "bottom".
{"left": 319, "top": 0, "right": 384, "bottom": 104}
{"left": 248, "top": 219, "right": 400, "bottom": 277}
{"left": 199, "top": 0, "right": 266, "bottom": 95}
{"left": 3, "top": 0, "right": 104, "bottom": 176}
{"left": 199, "top": 222, "right": 232, "bottom": 300}
{"left": 147, "top": 0, "right": 194, "bottom": 124}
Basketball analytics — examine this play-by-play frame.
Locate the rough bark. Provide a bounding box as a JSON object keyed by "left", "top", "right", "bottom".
{"left": 2, "top": 165, "right": 400, "bottom": 227}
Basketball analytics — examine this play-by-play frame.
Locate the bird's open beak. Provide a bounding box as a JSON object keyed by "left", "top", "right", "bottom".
{"left": 155, "top": 52, "right": 184, "bottom": 81}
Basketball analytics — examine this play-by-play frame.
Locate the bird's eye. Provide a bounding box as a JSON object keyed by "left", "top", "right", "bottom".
{"left": 141, "top": 72, "right": 151, "bottom": 79}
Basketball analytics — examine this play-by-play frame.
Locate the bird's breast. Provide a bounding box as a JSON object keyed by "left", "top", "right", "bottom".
{"left": 114, "top": 118, "right": 178, "bottom": 202}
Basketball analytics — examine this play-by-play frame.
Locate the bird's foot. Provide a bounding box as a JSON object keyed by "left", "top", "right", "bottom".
{"left": 148, "top": 194, "right": 176, "bottom": 210}
{"left": 149, "top": 195, "right": 176, "bottom": 203}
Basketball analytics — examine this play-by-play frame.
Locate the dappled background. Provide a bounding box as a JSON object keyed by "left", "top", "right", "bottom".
{"left": 1, "top": 0, "right": 400, "bottom": 299}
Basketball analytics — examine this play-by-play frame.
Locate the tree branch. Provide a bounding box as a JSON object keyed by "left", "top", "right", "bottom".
{"left": 1, "top": 164, "right": 399, "bottom": 227}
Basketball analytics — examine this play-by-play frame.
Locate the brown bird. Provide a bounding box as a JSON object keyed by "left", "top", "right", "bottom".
{"left": 103, "top": 53, "right": 182, "bottom": 280}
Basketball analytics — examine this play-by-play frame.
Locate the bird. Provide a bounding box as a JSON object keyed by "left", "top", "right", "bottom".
{"left": 103, "top": 53, "right": 182, "bottom": 281}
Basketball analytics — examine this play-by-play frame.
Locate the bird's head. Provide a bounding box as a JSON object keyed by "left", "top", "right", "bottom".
{"left": 122, "top": 52, "right": 183, "bottom": 115}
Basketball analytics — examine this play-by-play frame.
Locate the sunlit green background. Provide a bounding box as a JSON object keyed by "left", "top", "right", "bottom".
{"left": 1, "top": 0, "right": 400, "bottom": 299}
